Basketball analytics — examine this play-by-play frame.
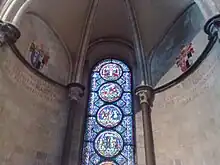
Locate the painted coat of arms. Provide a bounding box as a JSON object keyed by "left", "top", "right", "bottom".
{"left": 176, "top": 43, "right": 195, "bottom": 72}
{"left": 29, "top": 42, "right": 50, "bottom": 70}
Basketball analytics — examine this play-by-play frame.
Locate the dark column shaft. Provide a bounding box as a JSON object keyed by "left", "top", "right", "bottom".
{"left": 61, "top": 100, "right": 75, "bottom": 165}
{"left": 141, "top": 102, "right": 156, "bottom": 165}
{"left": 135, "top": 85, "right": 156, "bottom": 165}
{"left": 61, "top": 83, "right": 84, "bottom": 165}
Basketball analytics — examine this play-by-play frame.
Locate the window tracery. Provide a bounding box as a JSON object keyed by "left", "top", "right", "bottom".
{"left": 82, "top": 59, "right": 135, "bottom": 165}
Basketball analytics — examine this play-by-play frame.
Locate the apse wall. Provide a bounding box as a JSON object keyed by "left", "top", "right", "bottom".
{"left": 152, "top": 30, "right": 220, "bottom": 164}
{"left": 133, "top": 4, "right": 207, "bottom": 165}
{"left": 0, "top": 12, "right": 71, "bottom": 165}
{"left": 213, "top": 0, "right": 220, "bottom": 10}
{"left": 68, "top": 42, "right": 137, "bottom": 165}
{"left": 17, "top": 12, "right": 71, "bottom": 85}
{"left": 150, "top": 3, "right": 204, "bottom": 87}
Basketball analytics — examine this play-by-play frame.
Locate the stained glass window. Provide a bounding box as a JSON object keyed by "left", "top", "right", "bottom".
{"left": 82, "top": 59, "right": 135, "bottom": 165}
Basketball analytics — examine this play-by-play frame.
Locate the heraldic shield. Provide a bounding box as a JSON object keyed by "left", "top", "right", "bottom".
{"left": 29, "top": 42, "right": 50, "bottom": 70}
{"left": 176, "top": 43, "right": 195, "bottom": 72}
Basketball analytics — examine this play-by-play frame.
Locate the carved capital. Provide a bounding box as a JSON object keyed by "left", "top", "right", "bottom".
{"left": 0, "top": 20, "right": 21, "bottom": 46}
{"left": 67, "top": 83, "right": 85, "bottom": 101}
{"left": 135, "top": 85, "right": 154, "bottom": 107}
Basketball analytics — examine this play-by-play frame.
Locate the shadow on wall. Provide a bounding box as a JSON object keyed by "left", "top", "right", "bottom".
{"left": 150, "top": 4, "right": 205, "bottom": 87}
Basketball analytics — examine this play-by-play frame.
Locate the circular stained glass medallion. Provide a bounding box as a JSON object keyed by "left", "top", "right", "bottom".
{"left": 95, "top": 131, "right": 123, "bottom": 157}
{"left": 99, "top": 83, "right": 122, "bottom": 102}
{"left": 100, "top": 64, "right": 122, "bottom": 81}
{"left": 100, "top": 161, "right": 117, "bottom": 165}
{"left": 97, "top": 105, "right": 122, "bottom": 128}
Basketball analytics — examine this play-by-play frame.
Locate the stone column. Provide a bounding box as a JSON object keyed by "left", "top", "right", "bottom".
{"left": 61, "top": 83, "right": 85, "bottom": 165}
{"left": 135, "top": 85, "right": 156, "bottom": 165}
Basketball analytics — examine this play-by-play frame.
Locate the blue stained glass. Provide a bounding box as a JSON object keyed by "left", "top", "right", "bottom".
{"left": 90, "top": 153, "right": 101, "bottom": 164}
{"left": 114, "top": 117, "right": 133, "bottom": 144}
{"left": 121, "top": 116, "right": 133, "bottom": 144}
{"left": 116, "top": 77, "right": 126, "bottom": 86}
{"left": 98, "top": 83, "right": 122, "bottom": 102}
{"left": 95, "top": 131, "right": 123, "bottom": 157}
{"left": 114, "top": 99, "right": 126, "bottom": 107}
{"left": 93, "top": 59, "right": 111, "bottom": 71}
{"left": 114, "top": 124, "right": 126, "bottom": 135}
{"left": 112, "top": 59, "right": 130, "bottom": 71}
{"left": 82, "top": 142, "right": 95, "bottom": 165}
{"left": 82, "top": 59, "right": 134, "bottom": 165}
{"left": 95, "top": 98, "right": 105, "bottom": 108}
{"left": 115, "top": 93, "right": 132, "bottom": 115}
{"left": 97, "top": 105, "right": 122, "bottom": 128}
{"left": 121, "top": 72, "right": 131, "bottom": 92}
{"left": 115, "top": 154, "right": 127, "bottom": 164}
{"left": 89, "top": 92, "right": 105, "bottom": 113}
{"left": 88, "top": 93, "right": 100, "bottom": 115}
{"left": 88, "top": 105, "right": 99, "bottom": 116}
{"left": 84, "top": 117, "right": 104, "bottom": 141}
{"left": 121, "top": 146, "right": 135, "bottom": 164}
{"left": 91, "top": 73, "right": 105, "bottom": 92}
{"left": 100, "top": 63, "right": 122, "bottom": 81}
{"left": 117, "top": 73, "right": 131, "bottom": 92}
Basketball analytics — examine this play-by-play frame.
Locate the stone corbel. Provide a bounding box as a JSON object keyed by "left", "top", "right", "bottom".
{"left": 135, "top": 85, "right": 155, "bottom": 107}
{"left": 0, "top": 20, "right": 20, "bottom": 46}
{"left": 67, "top": 83, "right": 85, "bottom": 101}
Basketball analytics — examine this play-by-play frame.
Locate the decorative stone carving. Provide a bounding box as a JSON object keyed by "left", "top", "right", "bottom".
{"left": 0, "top": 20, "right": 21, "bottom": 46}
{"left": 135, "top": 85, "right": 155, "bottom": 107}
{"left": 68, "top": 83, "right": 85, "bottom": 101}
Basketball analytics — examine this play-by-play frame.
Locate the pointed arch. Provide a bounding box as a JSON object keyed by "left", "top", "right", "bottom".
{"left": 82, "top": 59, "right": 135, "bottom": 165}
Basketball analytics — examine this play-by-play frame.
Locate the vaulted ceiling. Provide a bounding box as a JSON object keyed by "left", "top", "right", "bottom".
{"left": 27, "top": 0, "right": 193, "bottom": 55}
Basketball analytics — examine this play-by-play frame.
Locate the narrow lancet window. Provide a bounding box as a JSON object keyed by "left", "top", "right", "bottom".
{"left": 82, "top": 59, "right": 135, "bottom": 165}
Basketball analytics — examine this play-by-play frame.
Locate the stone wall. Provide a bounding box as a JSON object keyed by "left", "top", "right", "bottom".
{"left": 194, "top": 0, "right": 219, "bottom": 19}
{"left": 135, "top": 108, "right": 146, "bottom": 165}
{"left": 152, "top": 30, "right": 220, "bottom": 164}
{"left": 16, "top": 13, "right": 71, "bottom": 85}
{"left": 134, "top": 4, "right": 206, "bottom": 165}
{"left": 213, "top": 0, "right": 220, "bottom": 11}
{"left": 0, "top": 6, "right": 74, "bottom": 164}
{"left": 150, "top": 4, "right": 204, "bottom": 87}
{"left": 0, "top": 36, "right": 69, "bottom": 165}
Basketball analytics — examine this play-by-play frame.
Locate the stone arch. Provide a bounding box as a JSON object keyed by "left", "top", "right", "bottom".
{"left": 87, "top": 38, "right": 134, "bottom": 68}
{"left": 64, "top": 37, "right": 145, "bottom": 164}
{"left": 81, "top": 58, "right": 135, "bottom": 164}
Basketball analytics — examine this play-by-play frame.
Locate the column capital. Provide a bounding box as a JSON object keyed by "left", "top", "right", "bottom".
{"left": 135, "top": 85, "right": 155, "bottom": 107}
{"left": 67, "top": 83, "right": 85, "bottom": 101}
{"left": 0, "top": 20, "right": 21, "bottom": 46}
